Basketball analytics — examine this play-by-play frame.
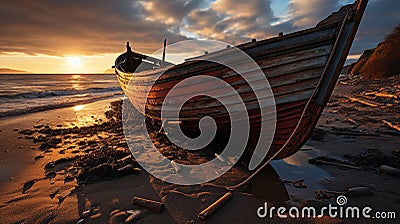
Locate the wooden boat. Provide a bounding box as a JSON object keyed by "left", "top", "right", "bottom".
{"left": 115, "top": 0, "right": 368, "bottom": 163}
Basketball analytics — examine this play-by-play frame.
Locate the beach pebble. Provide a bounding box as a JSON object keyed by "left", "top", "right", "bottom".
{"left": 13, "top": 128, "right": 18, "bottom": 131}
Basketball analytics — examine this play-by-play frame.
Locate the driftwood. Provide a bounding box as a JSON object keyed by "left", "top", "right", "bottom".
{"left": 316, "top": 187, "right": 371, "bottom": 199}
{"left": 309, "top": 159, "right": 362, "bottom": 170}
{"left": 382, "top": 130, "right": 400, "bottom": 136}
{"left": 345, "top": 117, "right": 356, "bottom": 124}
{"left": 382, "top": 120, "right": 400, "bottom": 132}
{"left": 379, "top": 165, "right": 400, "bottom": 177}
{"left": 348, "top": 97, "right": 379, "bottom": 107}
{"left": 198, "top": 192, "right": 232, "bottom": 220}
{"left": 281, "top": 178, "right": 307, "bottom": 188}
{"left": 132, "top": 197, "right": 164, "bottom": 213}
{"left": 331, "top": 130, "right": 380, "bottom": 137}
{"left": 364, "top": 92, "right": 398, "bottom": 99}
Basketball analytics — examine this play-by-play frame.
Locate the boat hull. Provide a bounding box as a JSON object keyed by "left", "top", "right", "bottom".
{"left": 115, "top": 1, "right": 367, "bottom": 162}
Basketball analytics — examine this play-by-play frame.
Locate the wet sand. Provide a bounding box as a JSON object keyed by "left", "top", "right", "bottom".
{"left": 0, "top": 75, "right": 399, "bottom": 223}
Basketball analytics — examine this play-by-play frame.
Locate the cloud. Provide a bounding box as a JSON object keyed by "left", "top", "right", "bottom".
{"left": 140, "top": 0, "right": 206, "bottom": 25}
{"left": 184, "top": 0, "right": 278, "bottom": 44}
{"left": 288, "top": 0, "right": 339, "bottom": 28}
{"left": 0, "top": 0, "right": 188, "bottom": 56}
{"left": 350, "top": 0, "right": 400, "bottom": 54}
{"left": 0, "top": 0, "right": 398, "bottom": 60}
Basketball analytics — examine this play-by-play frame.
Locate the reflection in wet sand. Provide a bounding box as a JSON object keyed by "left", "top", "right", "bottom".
{"left": 271, "top": 149, "right": 331, "bottom": 200}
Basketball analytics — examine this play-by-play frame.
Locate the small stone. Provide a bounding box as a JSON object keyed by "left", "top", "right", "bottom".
{"left": 45, "top": 171, "right": 57, "bottom": 179}
{"left": 49, "top": 190, "right": 59, "bottom": 199}
{"left": 45, "top": 162, "right": 55, "bottom": 169}
{"left": 22, "top": 179, "right": 37, "bottom": 194}
{"left": 64, "top": 174, "right": 75, "bottom": 183}
{"left": 34, "top": 155, "right": 44, "bottom": 160}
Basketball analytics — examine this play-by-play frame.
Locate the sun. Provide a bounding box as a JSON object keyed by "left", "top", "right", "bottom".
{"left": 66, "top": 56, "right": 82, "bottom": 67}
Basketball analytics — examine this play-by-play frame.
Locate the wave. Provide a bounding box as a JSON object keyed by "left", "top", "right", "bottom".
{"left": 0, "top": 87, "right": 121, "bottom": 100}
{"left": 0, "top": 93, "right": 123, "bottom": 118}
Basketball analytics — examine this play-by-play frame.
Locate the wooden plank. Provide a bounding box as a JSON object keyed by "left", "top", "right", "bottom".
{"left": 123, "top": 54, "right": 327, "bottom": 101}
{"left": 117, "top": 44, "right": 331, "bottom": 86}
{"left": 188, "top": 27, "right": 335, "bottom": 62}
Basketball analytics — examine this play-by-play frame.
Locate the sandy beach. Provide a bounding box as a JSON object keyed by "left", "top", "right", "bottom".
{"left": 0, "top": 75, "right": 399, "bottom": 224}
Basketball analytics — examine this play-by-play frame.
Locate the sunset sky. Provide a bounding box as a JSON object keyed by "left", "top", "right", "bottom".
{"left": 0, "top": 0, "right": 398, "bottom": 74}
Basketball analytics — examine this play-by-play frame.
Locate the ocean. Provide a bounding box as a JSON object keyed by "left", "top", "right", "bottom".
{"left": 0, "top": 74, "right": 122, "bottom": 118}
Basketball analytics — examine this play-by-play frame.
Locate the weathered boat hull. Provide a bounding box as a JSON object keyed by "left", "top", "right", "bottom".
{"left": 115, "top": 1, "right": 367, "bottom": 161}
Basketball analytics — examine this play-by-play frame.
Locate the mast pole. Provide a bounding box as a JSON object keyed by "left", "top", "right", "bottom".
{"left": 161, "top": 38, "right": 166, "bottom": 67}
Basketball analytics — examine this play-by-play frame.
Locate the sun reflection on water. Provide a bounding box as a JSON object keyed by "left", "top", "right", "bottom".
{"left": 71, "top": 74, "right": 83, "bottom": 90}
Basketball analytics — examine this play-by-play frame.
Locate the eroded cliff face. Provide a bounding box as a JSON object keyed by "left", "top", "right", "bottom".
{"left": 349, "top": 24, "right": 400, "bottom": 80}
